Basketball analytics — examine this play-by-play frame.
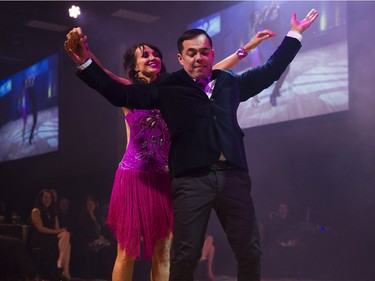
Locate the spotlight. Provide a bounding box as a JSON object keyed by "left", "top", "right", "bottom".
{"left": 69, "top": 5, "right": 81, "bottom": 19}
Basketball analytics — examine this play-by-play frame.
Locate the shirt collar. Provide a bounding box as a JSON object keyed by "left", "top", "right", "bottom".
{"left": 193, "top": 73, "right": 213, "bottom": 82}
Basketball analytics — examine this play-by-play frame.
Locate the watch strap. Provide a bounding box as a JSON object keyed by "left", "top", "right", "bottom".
{"left": 236, "top": 47, "right": 248, "bottom": 60}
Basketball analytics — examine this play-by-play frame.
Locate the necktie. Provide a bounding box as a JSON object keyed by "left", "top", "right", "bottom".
{"left": 197, "top": 77, "right": 209, "bottom": 91}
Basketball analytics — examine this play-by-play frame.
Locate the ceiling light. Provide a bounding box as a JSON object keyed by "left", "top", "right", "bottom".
{"left": 69, "top": 5, "right": 81, "bottom": 19}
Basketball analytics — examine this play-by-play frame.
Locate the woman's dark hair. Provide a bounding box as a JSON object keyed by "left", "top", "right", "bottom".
{"left": 123, "top": 43, "right": 167, "bottom": 84}
{"left": 33, "top": 188, "right": 57, "bottom": 215}
{"left": 177, "top": 29, "right": 213, "bottom": 54}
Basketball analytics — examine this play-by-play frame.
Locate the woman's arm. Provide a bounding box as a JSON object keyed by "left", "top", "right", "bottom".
{"left": 213, "top": 8, "right": 317, "bottom": 71}
{"left": 31, "top": 208, "right": 62, "bottom": 235}
{"left": 213, "top": 29, "right": 275, "bottom": 70}
{"left": 88, "top": 45, "right": 131, "bottom": 85}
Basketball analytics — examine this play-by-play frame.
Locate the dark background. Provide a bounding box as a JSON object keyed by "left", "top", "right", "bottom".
{"left": 0, "top": 1, "right": 374, "bottom": 280}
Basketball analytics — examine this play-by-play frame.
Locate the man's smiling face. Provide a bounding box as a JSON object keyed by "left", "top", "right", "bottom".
{"left": 177, "top": 34, "right": 215, "bottom": 80}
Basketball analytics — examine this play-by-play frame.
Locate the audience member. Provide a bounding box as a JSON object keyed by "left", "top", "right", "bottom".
{"left": 262, "top": 202, "right": 302, "bottom": 278}
{"left": 30, "top": 189, "right": 71, "bottom": 280}
{"left": 58, "top": 196, "right": 76, "bottom": 232}
{"left": 194, "top": 234, "right": 216, "bottom": 281}
{"left": 76, "top": 195, "right": 116, "bottom": 280}
{"left": 11, "top": 211, "right": 22, "bottom": 224}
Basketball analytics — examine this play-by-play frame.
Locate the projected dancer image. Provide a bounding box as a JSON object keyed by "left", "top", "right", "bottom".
{"left": 248, "top": 1, "right": 289, "bottom": 106}
{"left": 261, "top": 2, "right": 288, "bottom": 106}
{"left": 65, "top": 8, "right": 317, "bottom": 281}
{"left": 247, "top": 8, "right": 264, "bottom": 108}
{"left": 21, "top": 75, "right": 38, "bottom": 144}
{"left": 64, "top": 25, "right": 267, "bottom": 281}
{"left": 0, "top": 54, "right": 59, "bottom": 163}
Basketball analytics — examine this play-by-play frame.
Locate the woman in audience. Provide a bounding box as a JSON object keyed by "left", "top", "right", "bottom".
{"left": 30, "top": 189, "right": 71, "bottom": 280}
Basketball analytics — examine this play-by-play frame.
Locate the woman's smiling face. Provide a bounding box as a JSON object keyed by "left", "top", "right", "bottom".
{"left": 134, "top": 45, "right": 162, "bottom": 82}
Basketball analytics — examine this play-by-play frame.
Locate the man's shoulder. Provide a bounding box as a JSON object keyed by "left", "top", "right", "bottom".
{"left": 212, "top": 69, "right": 237, "bottom": 82}
{"left": 214, "top": 69, "right": 235, "bottom": 76}
{"left": 157, "top": 69, "right": 184, "bottom": 78}
{"left": 157, "top": 69, "right": 190, "bottom": 84}
{"left": 154, "top": 71, "right": 175, "bottom": 85}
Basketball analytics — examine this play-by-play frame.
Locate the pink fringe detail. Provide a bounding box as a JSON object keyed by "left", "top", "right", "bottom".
{"left": 107, "top": 169, "right": 173, "bottom": 259}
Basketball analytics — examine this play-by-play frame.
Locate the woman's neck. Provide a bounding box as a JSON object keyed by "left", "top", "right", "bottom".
{"left": 139, "top": 72, "right": 157, "bottom": 83}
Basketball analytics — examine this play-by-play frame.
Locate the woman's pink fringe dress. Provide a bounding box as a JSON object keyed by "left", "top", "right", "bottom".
{"left": 107, "top": 109, "right": 173, "bottom": 259}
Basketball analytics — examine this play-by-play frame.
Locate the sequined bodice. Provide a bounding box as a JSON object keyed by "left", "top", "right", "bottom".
{"left": 119, "top": 109, "right": 170, "bottom": 173}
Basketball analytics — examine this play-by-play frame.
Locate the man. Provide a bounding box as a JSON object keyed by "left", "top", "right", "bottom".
{"left": 65, "top": 9, "right": 318, "bottom": 281}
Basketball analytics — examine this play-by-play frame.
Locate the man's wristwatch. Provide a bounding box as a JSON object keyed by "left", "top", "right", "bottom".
{"left": 236, "top": 47, "right": 248, "bottom": 60}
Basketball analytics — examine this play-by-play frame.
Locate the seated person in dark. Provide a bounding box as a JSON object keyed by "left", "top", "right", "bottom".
{"left": 30, "top": 189, "right": 71, "bottom": 280}
{"left": 194, "top": 234, "right": 216, "bottom": 281}
{"left": 76, "top": 195, "right": 116, "bottom": 280}
{"left": 262, "top": 202, "right": 301, "bottom": 278}
{"left": 58, "top": 196, "right": 76, "bottom": 232}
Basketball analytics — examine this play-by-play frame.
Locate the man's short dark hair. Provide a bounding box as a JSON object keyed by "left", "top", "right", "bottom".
{"left": 177, "top": 29, "right": 213, "bottom": 54}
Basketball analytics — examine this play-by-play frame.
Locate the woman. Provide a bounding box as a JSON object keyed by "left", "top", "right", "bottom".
{"left": 30, "top": 189, "right": 71, "bottom": 280}
{"left": 66, "top": 32, "right": 173, "bottom": 281}
{"left": 64, "top": 27, "right": 272, "bottom": 281}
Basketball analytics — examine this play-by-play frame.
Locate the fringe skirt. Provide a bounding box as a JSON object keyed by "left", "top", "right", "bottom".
{"left": 107, "top": 168, "right": 173, "bottom": 259}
